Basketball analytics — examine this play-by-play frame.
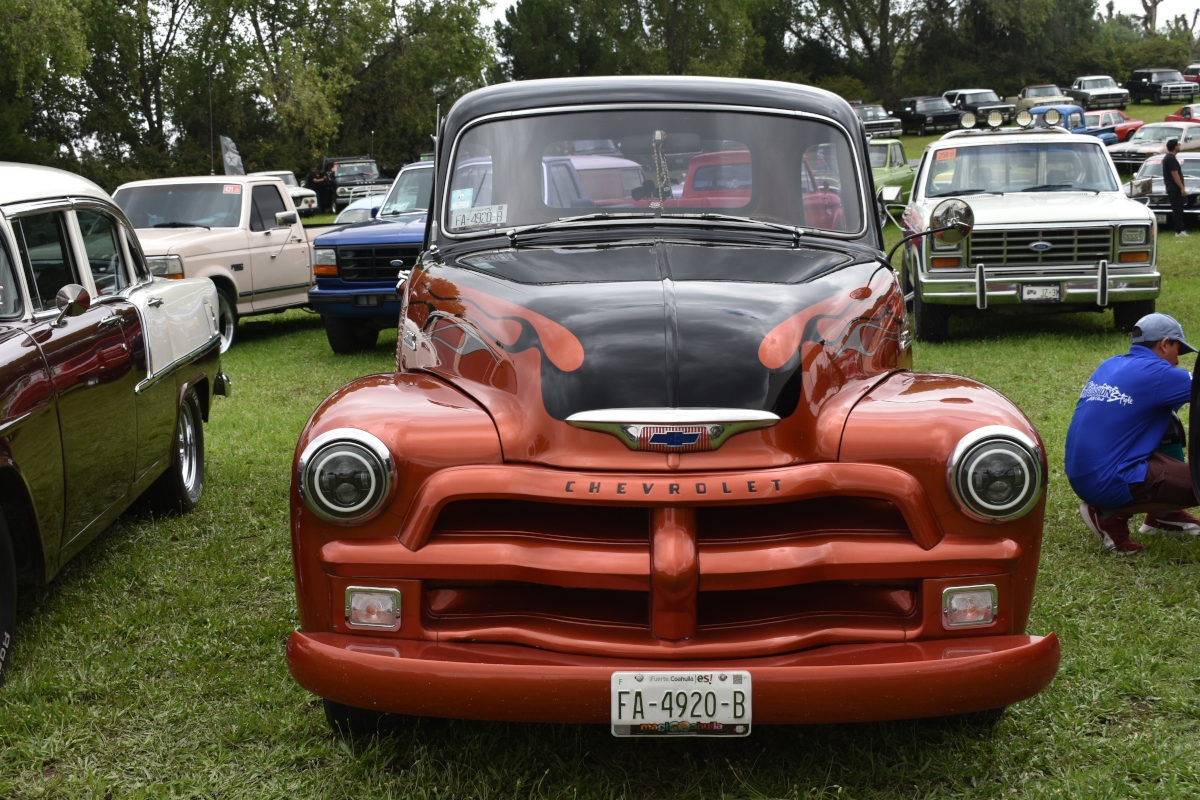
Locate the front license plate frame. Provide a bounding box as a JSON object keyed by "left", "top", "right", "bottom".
{"left": 610, "top": 670, "right": 752, "bottom": 737}
{"left": 1020, "top": 284, "right": 1061, "bottom": 303}
{"left": 1156, "top": 213, "right": 1168, "bottom": 224}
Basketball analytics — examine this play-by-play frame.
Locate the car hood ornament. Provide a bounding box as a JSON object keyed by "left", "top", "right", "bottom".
{"left": 566, "top": 408, "right": 780, "bottom": 452}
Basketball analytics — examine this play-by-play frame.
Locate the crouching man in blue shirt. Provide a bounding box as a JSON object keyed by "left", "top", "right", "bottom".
{"left": 1065, "top": 313, "right": 1198, "bottom": 553}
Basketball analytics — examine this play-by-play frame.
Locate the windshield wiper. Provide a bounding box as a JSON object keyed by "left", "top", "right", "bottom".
{"left": 931, "top": 189, "right": 1000, "bottom": 197}
{"left": 152, "top": 221, "right": 210, "bottom": 229}
{"left": 662, "top": 212, "right": 803, "bottom": 240}
{"left": 1021, "top": 184, "right": 1092, "bottom": 193}
{"left": 511, "top": 212, "right": 658, "bottom": 239}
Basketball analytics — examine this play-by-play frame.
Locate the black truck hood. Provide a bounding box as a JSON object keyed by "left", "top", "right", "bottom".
{"left": 403, "top": 239, "right": 906, "bottom": 467}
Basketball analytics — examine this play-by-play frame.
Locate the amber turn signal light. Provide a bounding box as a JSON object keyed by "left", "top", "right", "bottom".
{"left": 930, "top": 257, "right": 962, "bottom": 269}
{"left": 314, "top": 264, "right": 339, "bottom": 276}
{"left": 1117, "top": 251, "right": 1149, "bottom": 263}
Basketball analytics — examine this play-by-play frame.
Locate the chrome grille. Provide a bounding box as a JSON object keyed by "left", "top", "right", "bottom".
{"left": 336, "top": 245, "right": 421, "bottom": 282}
{"left": 969, "top": 227, "right": 1112, "bottom": 269}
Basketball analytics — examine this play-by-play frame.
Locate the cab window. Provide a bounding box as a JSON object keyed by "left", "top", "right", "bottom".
{"left": 13, "top": 212, "right": 81, "bottom": 312}
{"left": 249, "top": 184, "right": 288, "bottom": 232}
{"left": 891, "top": 144, "right": 904, "bottom": 167}
{"left": 76, "top": 208, "right": 130, "bottom": 296}
{"left": 0, "top": 242, "right": 22, "bottom": 319}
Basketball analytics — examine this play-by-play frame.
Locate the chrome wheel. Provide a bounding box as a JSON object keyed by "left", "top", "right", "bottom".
{"left": 177, "top": 399, "right": 199, "bottom": 493}
{"left": 217, "top": 290, "right": 236, "bottom": 353}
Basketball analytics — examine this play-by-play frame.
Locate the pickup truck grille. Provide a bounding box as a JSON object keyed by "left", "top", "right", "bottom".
{"left": 336, "top": 245, "right": 422, "bottom": 282}
{"left": 970, "top": 227, "right": 1112, "bottom": 268}
{"left": 1160, "top": 85, "right": 1197, "bottom": 100}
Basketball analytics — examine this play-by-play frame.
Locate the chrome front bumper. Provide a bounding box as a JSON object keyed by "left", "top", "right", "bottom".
{"left": 920, "top": 263, "right": 1160, "bottom": 307}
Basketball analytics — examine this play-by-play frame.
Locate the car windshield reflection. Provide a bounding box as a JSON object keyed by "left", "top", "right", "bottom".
{"left": 924, "top": 142, "right": 1119, "bottom": 197}
{"left": 444, "top": 109, "right": 862, "bottom": 236}
{"left": 114, "top": 184, "right": 243, "bottom": 228}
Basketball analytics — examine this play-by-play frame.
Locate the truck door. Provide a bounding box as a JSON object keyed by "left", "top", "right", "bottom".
{"left": 11, "top": 207, "right": 138, "bottom": 551}
{"left": 248, "top": 183, "right": 310, "bottom": 312}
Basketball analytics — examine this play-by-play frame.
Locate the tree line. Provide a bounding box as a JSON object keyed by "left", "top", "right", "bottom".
{"left": 2, "top": 0, "right": 1195, "bottom": 193}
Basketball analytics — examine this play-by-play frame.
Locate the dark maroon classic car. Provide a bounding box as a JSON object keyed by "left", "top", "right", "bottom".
{"left": 0, "top": 164, "right": 229, "bottom": 684}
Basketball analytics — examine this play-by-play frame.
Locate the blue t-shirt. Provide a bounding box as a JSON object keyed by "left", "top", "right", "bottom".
{"left": 1064, "top": 346, "right": 1192, "bottom": 509}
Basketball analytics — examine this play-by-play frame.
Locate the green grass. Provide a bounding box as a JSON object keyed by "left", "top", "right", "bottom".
{"left": 3, "top": 239, "right": 1200, "bottom": 798}
{"left": 303, "top": 213, "right": 338, "bottom": 226}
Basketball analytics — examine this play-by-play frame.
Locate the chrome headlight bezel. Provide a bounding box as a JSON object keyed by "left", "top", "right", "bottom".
{"left": 947, "top": 426, "right": 1044, "bottom": 522}
{"left": 297, "top": 428, "right": 396, "bottom": 524}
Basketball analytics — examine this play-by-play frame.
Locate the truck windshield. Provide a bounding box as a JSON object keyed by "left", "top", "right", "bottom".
{"left": 114, "top": 184, "right": 243, "bottom": 228}
{"left": 444, "top": 108, "right": 862, "bottom": 235}
{"left": 1083, "top": 78, "right": 1116, "bottom": 89}
{"left": 334, "top": 162, "right": 379, "bottom": 178}
{"left": 380, "top": 167, "right": 432, "bottom": 215}
{"left": 924, "top": 142, "right": 1119, "bottom": 196}
{"left": 966, "top": 91, "right": 1000, "bottom": 103}
{"left": 1028, "top": 86, "right": 1063, "bottom": 97}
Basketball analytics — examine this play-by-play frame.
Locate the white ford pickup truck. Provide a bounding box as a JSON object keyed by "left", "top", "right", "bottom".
{"left": 113, "top": 175, "right": 313, "bottom": 351}
{"left": 900, "top": 124, "right": 1159, "bottom": 341}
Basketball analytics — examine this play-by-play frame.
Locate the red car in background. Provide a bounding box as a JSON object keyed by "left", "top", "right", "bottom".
{"left": 1184, "top": 64, "right": 1200, "bottom": 85}
{"left": 1166, "top": 104, "right": 1200, "bottom": 123}
{"left": 1084, "top": 109, "right": 1143, "bottom": 141}
{"left": 675, "top": 150, "right": 844, "bottom": 229}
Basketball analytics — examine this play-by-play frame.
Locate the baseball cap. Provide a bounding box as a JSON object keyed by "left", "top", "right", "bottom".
{"left": 1132, "top": 312, "right": 1197, "bottom": 354}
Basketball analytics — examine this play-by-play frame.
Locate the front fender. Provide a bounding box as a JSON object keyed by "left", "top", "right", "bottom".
{"left": 290, "top": 372, "right": 504, "bottom": 631}
{"left": 839, "top": 371, "right": 1047, "bottom": 632}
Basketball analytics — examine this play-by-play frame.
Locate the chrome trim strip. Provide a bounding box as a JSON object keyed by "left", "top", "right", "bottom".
{"left": 1097, "top": 259, "right": 1109, "bottom": 306}
{"left": 567, "top": 407, "right": 780, "bottom": 451}
{"left": 0, "top": 410, "right": 33, "bottom": 438}
{"left": 439, "top": 102, "right": 871, "bottom": 242}
{"left": 237, "top": 281, "right": 312, "bottom": 299}
{"left": 568, "top": 408, "right": 780, "bottom": 425}
{"left": 134, "top": 334, "right": 220, "bottom": 395}
{"left": 941, "top": 584, "right": 999, "bottom": 629}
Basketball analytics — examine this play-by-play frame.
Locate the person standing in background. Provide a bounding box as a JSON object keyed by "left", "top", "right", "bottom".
{"left": 1162, "top": 139, "right": 1188, "bottom": 237}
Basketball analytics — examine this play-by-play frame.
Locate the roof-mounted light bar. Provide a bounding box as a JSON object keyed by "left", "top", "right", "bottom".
{"left": 959, "top": 111, "right": 1004, "bottom": 131}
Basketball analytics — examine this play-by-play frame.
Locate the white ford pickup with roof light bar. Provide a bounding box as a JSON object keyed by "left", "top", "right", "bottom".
{"left": 898, "top": 117, "right": 1158, "bottom": 341}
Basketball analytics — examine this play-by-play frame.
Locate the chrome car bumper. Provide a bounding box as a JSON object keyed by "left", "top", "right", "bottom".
{"left": 920, "top": 266, "right": 1161, "bottom": 306}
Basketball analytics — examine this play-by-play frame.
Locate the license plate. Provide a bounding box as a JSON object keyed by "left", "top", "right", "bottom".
{"left": 610, "top": 671, "right": 752, "bottom": 737}
{"left": 1157, "top": 213, "right": 1168, "bottom": 224}
{"left": 1021, "top": 284, "right": 1060, "bottom": 303}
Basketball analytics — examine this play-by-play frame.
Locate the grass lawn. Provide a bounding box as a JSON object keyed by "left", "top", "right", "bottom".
{"left": 4, "top": 205, "right": 1200, "bottom": 798}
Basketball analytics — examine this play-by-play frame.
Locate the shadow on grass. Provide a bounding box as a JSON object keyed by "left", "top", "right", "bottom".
{"left": 933, "top": 306, "right": 1126, "bottom": 344}
{"left": 234, "top": 310, "right": 325, "bottom": 347}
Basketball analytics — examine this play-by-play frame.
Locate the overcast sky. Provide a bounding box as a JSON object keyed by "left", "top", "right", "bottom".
{"left": 477, "top": 0, "right": 1200, "bottom": 47}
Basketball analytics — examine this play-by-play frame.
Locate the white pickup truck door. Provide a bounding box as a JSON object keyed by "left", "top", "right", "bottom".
{"left": 247, "top": 183, "right": 310, "bottom": 312}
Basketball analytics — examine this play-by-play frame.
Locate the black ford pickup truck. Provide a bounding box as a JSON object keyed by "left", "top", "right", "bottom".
{"left": 321, "top": 156, "right": 392, "bottom": 211}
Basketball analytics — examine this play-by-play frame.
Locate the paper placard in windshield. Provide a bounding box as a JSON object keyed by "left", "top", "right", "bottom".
{"left": 224, "top": 184, "right": 242, "bottom": 194}
{"left": 936, "top": 149, "right": 957, "bottom": 162}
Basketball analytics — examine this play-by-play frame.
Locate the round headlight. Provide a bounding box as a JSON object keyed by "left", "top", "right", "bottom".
{"left": 948, "top": 426, "right": 1043, "bottom": 522}
{"left": 986, "top": 110, "right": 1003, "bottom": 129}
{"left": 1043, "top": 108, "right": 1062, "bottom": 126}
{"left": 298, "top": 428, "right": 395, "bottom": 523}
{"left": 960, "top": 111, "right": 977, "bottom": 129}
{"left": 1015, "top": 110, "right": 1033, "bottom": 128}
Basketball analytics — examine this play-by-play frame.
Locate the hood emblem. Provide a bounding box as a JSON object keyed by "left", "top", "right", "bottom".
{"left": 1029, "top": 241, "right": 1053, "bottom": 252}
{"left": 566, "top": 408, "right": 779, "bottom": 452}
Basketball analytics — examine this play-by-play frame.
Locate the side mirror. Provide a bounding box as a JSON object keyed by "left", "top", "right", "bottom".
{"left": 275, "top": 210, "right": 299, "bottom": 227}
{"left": 878, "top": 185, "right": 902, "bottom": 203}
{"left": 884, "top": 199, "right": 974, "bottom": 265}
{"left": 930, "top": 198, "right": 974, "bottom": 244}
{"left": 1130, "top": 177, "right": 1154, "bottom": 198}
{"left": 54, "top": 284, "right": 91, "bottom": 327}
